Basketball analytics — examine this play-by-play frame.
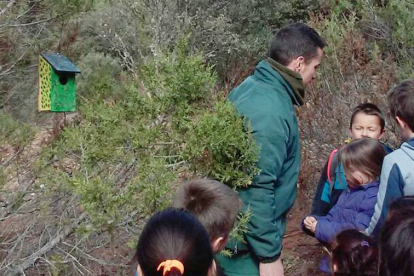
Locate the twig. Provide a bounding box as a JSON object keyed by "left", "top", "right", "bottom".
{"left": 61, "top": 241, "right": 129, "bottom": 268}
{"left": 0, "top": 0, "right": 16, "bottom": 17}
{"left": 165, "top": 161, "right": 185, "bottom": 168}
{"left": 0, "top": 220, "right": 36, "bottom": 269}
{"left": 0, "top": 23, "right": 46, "bottom": 78}
{"left": 56, "top": 246, "right": 90, "bottom": 275}
{"left": 0, "top": 178, "right": 35, "bottom": 220}
{"left": 0, "top": 148, "right": 23, "bottom": 168}
{"left": 283, "top": 230, "right": 303, "bottom": 239}
{"left": 0, "top": 15, "right": 61, "bottom": 28}
{"left": 4, "top": 212, "right": 87, "bottom": 276}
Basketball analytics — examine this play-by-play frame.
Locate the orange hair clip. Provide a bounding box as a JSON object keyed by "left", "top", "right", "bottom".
{"left": 157, "top": 260, "right": 185, "bottom": 276}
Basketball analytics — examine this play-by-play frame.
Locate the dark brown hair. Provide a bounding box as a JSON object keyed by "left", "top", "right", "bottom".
{"left": 136, "top": 208, "right": 213, "bottom": 276}
{"left": 331, "top": 229, "right": 378, "bottom": 276}
{"left": 268, "top": 22, "right": 326, "bottom": 66}
{"left": 379, "top": 202, "right": 414, "bottom": 276}
{"left": 387, "top": 79, "right": 414, "bottom": 132}
{"left": 339, "top": 138, "right": 386, "bottom": 186}
{"left": 387, "top": 196, "right": 414, "bottom": 220}
{"left": 350, "top": 103, "right": 386, "bottom": 131}
{"left": 172, "top": 178, "right": 242, "bottom": 240}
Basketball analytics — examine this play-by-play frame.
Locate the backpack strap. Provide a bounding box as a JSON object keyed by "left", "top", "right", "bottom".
{"left": 327, "top": 149, "right": 339, "bottom": 183}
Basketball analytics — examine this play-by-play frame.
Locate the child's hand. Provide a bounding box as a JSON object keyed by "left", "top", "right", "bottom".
{"left": 304, "top": 216, "right": 317, "bottom": 227}
{"left": 308, "top": 220, "right": 318, "bottom": 233}
{"left": 304, "top": 216, "right": 318, "bottom": 233}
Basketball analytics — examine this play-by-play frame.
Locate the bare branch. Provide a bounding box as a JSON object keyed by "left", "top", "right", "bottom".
{"left": 0, "top": 22, "right": 46, "bottom": 79}
{"left": 0, "top": 15, "right": 60, "bottom": 29}
{"left": 4, "top": 212, "right": 88, "bottom": 276}
{"left": 0, "top": 0, "right": 16, "bottom": 17}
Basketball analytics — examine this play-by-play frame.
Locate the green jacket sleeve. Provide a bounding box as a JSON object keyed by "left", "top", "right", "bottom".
{"left": 238, "top": 129, "right": 287, "bottom": 262}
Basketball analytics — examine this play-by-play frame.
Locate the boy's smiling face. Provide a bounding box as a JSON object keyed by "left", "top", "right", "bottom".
{"left": 350, "top": 113, "right": 385, "bottom": 140}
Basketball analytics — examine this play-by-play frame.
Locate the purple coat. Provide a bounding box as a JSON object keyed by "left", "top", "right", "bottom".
{"left": 314, "top": 181, "right": 379, "bottom": 243}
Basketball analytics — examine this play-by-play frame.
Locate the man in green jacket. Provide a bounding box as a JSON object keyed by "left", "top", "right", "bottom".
{"left": 217, "top": 23, "right": 325, "bottom": 276}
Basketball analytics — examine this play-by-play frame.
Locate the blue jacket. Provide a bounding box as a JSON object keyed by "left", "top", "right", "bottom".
{"left": 314, "top": 181, "right": 379, "bottom": 243}
{"left": 366, "top": 138, "right": 414, "bottom": 237}
{"left": 311, "top": 143, "right": 392, "bottom": 217}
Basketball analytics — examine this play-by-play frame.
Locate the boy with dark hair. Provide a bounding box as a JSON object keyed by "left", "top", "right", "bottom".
{"left": 349, "top": 103, "right": 387, "bottom": 140}
{"left": 379, "top": 197, "right": 414, "bottom": 276}
{"left": 366, "top": 79, "right": 414, "bottom": 237}
{"left": 218, "top": 22, "right": 325, "bottom": 276}
{"left": 311, "top": 103, "right": 393, "bottom": 217}
{"left": 172, "top": 178, "right": 242, "bottom": 254}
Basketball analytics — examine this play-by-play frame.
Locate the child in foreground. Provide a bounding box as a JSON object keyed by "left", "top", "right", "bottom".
{"left": 311, "top": 103, "right": 392, "bottom": 217}
{"left": 366, "top": 79, "right": 414, "bottom": 236}
{"left": 135, "top": 208, "right": 216, "bottom": 276}
{"left": 378, "top": 196, "right": 414, "bottom": 276}
{"left": 331, "top": 229, "right": 378, "bottom": 276}
{"left": 303, "top": 138, "right": 386, "bottom": 243}
{"left": 172, "top": 178, "right": 242, "bottom": 254}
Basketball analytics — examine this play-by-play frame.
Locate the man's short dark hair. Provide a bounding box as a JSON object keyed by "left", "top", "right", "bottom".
{"left": 172, "top": 178, "right": 242, "bottom": 240}
{"left": 387, "top": 79, "right": 414, "bottom": 132}
{"left": 350, "top": 103, "right": 386, "bottom": 131}
{"left": 268, "top": 22, "right": 326, "bottom": 66}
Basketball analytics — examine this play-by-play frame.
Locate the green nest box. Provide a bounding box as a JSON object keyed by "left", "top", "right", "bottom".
{"left": 38, "top": 53, "right": 81, "bottom": 112}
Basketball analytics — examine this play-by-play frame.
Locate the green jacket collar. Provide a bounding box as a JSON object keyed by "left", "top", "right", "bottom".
{"left": 266, "top": 58, "right": 305, "bottom": 106}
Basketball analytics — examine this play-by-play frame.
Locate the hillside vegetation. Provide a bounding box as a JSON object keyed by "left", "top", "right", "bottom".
{"left": 1, "top": 0, "right": 413, "bottom": 275}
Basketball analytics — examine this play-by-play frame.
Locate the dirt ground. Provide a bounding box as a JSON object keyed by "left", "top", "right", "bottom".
{"left": 282, "top": 196, "right": 326, "bottom": 276}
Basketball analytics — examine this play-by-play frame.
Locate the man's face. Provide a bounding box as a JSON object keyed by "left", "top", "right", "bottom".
{"left": 298, "top": 47, "right": 324, "bottom": 85}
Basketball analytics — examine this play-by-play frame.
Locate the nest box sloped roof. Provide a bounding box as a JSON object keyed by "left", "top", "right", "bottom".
{"left": 41, "top": 53, "right": 81, "bottom": 74}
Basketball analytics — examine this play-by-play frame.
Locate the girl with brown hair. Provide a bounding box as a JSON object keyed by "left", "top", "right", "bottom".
{"left": 303, "top": 138, "right": 386, "bottom": 243}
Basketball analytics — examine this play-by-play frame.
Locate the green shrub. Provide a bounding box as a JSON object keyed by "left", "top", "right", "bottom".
{"left": 374, "top": 0, "right": 414, "bottom": 79}
{"left": 184, "top": 100, "right": 259, "bottom": 188}
{"left": 141, "top": 38, "right": 216, "bottom": 112}
{"left": 0, "top": 112, "right": 35, "bottom": 147}
{"left": 76, "top": 52, "right": 122, "bottom": 101}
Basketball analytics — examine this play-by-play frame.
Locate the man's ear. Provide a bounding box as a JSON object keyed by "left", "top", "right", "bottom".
{"left": 296, "top": 56, "right": 305, "bottom": 71}
{"left": 396, "top": 116, "right": 407, "bottom": 130}
{"left": 212, "top": 236, "right": 228, "bottom": 253}
{"left": 286, "top": 56, "right": 304, "bottom": 73}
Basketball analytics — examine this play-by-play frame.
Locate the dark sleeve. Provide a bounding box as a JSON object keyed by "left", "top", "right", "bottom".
{"left": 216, "top": 262, "right": 228, "bottom": 276}
{"left": 239, "top": 132, "right": 287, "bottom": 262}
{"left": 311, "top": 159, "right": 331, "bottom": 216}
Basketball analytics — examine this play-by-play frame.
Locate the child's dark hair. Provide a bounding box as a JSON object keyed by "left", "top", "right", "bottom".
{"left": 379, "top": 204, "right": 414, "bottom": 276}
{"left": 387, "top": 79, "right": 414, "bottom": 132}
{"left": 387, "top": 196, "right": 414, "bottom": 220}
{"left": 172, "top": 178, "right": 242, "bottom": 240}
{"left": 331, "top": 229, "right": 378, "bottom": 276}
{"left": 350, "top": 103, "right": 386, "bottom": 131}
{"left": 136, "top": 208, "right": 213, "bottom": 276}
{"left": 339, "top": 138, "right": 386, "bottom": 186}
